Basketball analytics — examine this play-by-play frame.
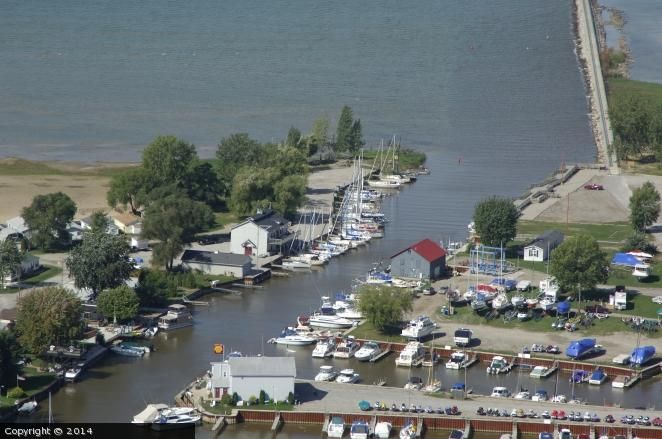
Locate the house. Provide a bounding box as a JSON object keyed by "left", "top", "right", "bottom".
{"left": 3, "top": 253, "right": 40, "bottom": 284}
{"left": 78, "top": 214, "right": 120, "bottom": 235}
{"left": 523, "top": 230, "right": 564, "bottom": 262}
{"left": 0, "top": 216, "right": 30, "bottom": 242}
{"left": 390, "top": 238, "right": 447, "bottom": 280}
{"left": 230, "top": 209, "right": 292, "bottom": 257}
{"left": 109, "top": 210, "right": 143, "bottom": 235}
{"left": 180, "top": 250, "right": 252, "bottom": 278}
{"left": 210, "top": 356, "right": 295, "bottom": 401}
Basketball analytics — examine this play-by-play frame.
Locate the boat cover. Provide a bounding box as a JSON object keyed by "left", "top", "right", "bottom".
{"left": 611, "top": 253, "right": 641, "bottom": 267}
{"left": 629, "top": 346, "right": 656, "bottom": 365}
{"left": 566, "top": 338, "right": 596, "bottom": 359}
{"left": 133, "top": 404, "right": 169, "bottom": 424}
{"left": 557, "top": 301, "right": 571, "bottom": 314}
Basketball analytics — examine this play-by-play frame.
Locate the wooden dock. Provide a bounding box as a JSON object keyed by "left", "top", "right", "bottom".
{"left": 212, "top": 416, "right": 226, "bottom": 436}
{"left": 541, "top": 361, "right": 558, "bottom": 378}
{"left": 370, "top": 344, "right": 392, "bottom": 363}
{"left": 321, "top": 414, "right": 330, "bottom": 433}
{"left": 464, "top": 355, "right": 479, "bottom": 369}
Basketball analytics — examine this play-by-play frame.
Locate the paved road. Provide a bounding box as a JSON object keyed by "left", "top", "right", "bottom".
{"left": 294, "top": 380, "right": 661, "bottom": 418}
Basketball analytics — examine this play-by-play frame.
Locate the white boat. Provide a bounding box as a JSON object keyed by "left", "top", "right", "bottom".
{"left": 381, "top": 174, "right": 411, "bottom": 184}
{"left": 400, "top": 421, "right": 417, "bottom": 439}
{"left": 514, "top": 390, "right": 530, "bottom": 399}
{"left": 327, "top": 416, "right": 345, "bottom": 438}
{"left": 309, "top": 314, "right": 354, "bottom": 329}
{"left": 335, "top": 368, "right": 360, "bottom": 383}
{"left": 404, "top": 376, "right": 424, "bottom": 390}
{"left": 511, "top": 295, "right": 525, "bottom": 307}
{"left": 490, "top": 386, "right": 511, "bottom": 397}
{"left": 374, "top": 421, "right": 393, "bottom": 439}
{"left": 632, "top": 263, "right": 650, "bottom": 278}
{"left": 354, "top": 341, "right": 382, "bottom": 362}
{"left": 530, "top": 365, "right": 548, "bottom": 378}
{"left": 449, "top": 430, "right": 465, "bottom": 439}
{"left": 151, "top": 411, "right": 201, "bottom": 431}
{"left": 17, "top": 400, "right": 38, "bottom": 415}
{"left": 395, "top": 341, "right": 425, "bottom": 367}
{"left": 422, "top": 379, "right": 442, "bottom": 393}
{"left": 281, "top": 259, "right": 311, "bottom": 269}
{"left": 367, "top": 179, "right": 401, "bottom": 189}
{"left": 486, "top": 356, "right": 509, "bottom": 374}
{"left": 314, "top": 365, "right": 339, "bottom": 382}
{"left": 492, "top": 293, "right": 509, "bottom": 310}
{"left": 539, "top": 295, "right": 556, "bottom": 311}
{"left": 401, "top": 316, "right": 435, "bottom": 339}
{"left": 588, "top": 368, "right": 608, "bottom": 385}
{"left": 290, "top": 253, "right": 327, "bottom": 266}
{"left": 526, "top": 298, "right": 539, "bottom": 307}
{"left": 111, "top": 343, "right": 145, "bottom": 357}
{"left": 350, "top": 420, "right": 370, "bottom": 439}
{"left": 559, "top": 428, "right": 572, "bottom": 439}
{"left": 273, "top": 327, "right": 317, "bottom": 346}
{"left": 64, "top": 367, "right": 82, "bottom": 382}
{"left": 551, "top": 394, "right": 567, "bottom": 403}
{"left": 336, "top": 306, "right": 363, "bottom": 319}
{"left": 132, "top": 403, "right": 170, "bottom": 425}
{"left": 333, "top": 337, "right": 360, "bottom": 358}
{"left": 445, "top": 351, "right": 469, "bottom": 369}
{"left": 312, "top": 338, "right": 336, "bottom": 358}
{"left": 158, "top": 304, "right": 193, "bottom": 331}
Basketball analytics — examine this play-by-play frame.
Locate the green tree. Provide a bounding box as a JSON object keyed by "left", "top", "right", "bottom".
{"left": 142, "top": 195, "right": 214, "bottom": 270}
{"left": 107, "top": 167, "right": 153, "bottom": 215}
{"left": 0, "top": 330, "right": 20, "bottom": 387}
{"left": 629, "top": 181, "right": 661, "bottom": 232}
{"left": 472, "top": 196, "right": 519, "bottom": 247}
{"left": 610, "top": 94, "right": 650, "bottom": 160}
{"left": 142, "top": 135, "right": 197, "bottom": 186}
{"left": 335, "top": 106, "right": 354, "bottom": 152}
{"left": 88, "top": 211, "right": 110, "bottom": 235}
{"left": 273, "top": 175, "right": 307, "bottom": 218}
{"left": 0, "top": 240, "right": 23, "bottom": 289}
{"left": 549, "top": 234, "right": 609, "bottom": 302}
{"left": 22, "top": 192, "right": 77, "bottom": 251}
{"left": 348, "top": 119, "right": 365, "bottom": 153}
{"left": 65, "top": 231, "right": 133, "bottom": 298}
{"left": 229, "top": 167, "right": 277, "bottom": 216}
{"left": 622, "top": 230, "right": 657, "bottom": 255}
{"left": 96, "top": 285, "right": 139, "bottom": 323}
{"left": 285, "top": 126, "right": 306, "bottom": 152}
{"left": 135, "top": 269, "right": 173, "bottom": 306}
{"left": 16, "top": 287, "right": 84, "bottom": 354}
{"left": 215, "top": 133, "right": 263, "bottom": 187}
{"left": 357, "top": 285, "right": 413, "bottom": 331}
{"left": 186, "top": 161, "right": 224, "bottom": 207}
{"left": 309, "top": 116, "right": 329, "bottom": 156}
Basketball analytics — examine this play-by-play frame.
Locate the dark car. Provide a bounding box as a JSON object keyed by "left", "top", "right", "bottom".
{"left": 584, "top": 183, "right": 604, "bottom": 190}
{"left": 197, "top": 236, "right": 215, "bottom": 245}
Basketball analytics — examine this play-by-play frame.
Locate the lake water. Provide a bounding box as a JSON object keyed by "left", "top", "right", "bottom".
{"left": 5, "top": 0, "right": 649, "bottom": 436}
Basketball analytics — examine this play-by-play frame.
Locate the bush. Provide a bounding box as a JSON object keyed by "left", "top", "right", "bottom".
{"left": 259, "top": 390, "right": 267, "bottom": 405}
{"left": 622, "top": 231, "right": 657, "bottom": 255}
{"left": 287, "top": 392, "right": 295, "bottom": 405}
{"left": 248, "top": 395, "right": 257, "bottom": 405}
{"left": 220, "top": 394, "right": 233, "bottom": 406}
{"left": 231, "top": 392, "right": 239, "bottom": 405}
{"left": 7, "top": 386, "right": 27, "bottom": 399}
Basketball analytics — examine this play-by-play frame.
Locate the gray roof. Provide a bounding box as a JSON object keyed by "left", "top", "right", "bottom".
{"left": 181, "top": 250, "right": 251, "bottom": 267}
{"left": 232, "top": 209, "right": 289, "bottom": 231}
{"left": 228, "top": 356, "right": 296, "bottom": 378}
{"left": 526, "top": 229, "right": 564, "bottom": 250}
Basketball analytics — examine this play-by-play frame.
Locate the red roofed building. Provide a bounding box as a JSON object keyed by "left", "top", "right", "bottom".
{"left": 390, "top": 238, "right": 447, "bottom": 280}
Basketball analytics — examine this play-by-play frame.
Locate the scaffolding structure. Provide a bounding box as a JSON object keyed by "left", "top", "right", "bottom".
{"left": 469, "top": 244, "right": 509, "bottom": 275}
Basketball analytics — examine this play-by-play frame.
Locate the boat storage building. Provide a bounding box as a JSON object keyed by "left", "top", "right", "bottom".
{"left": 390, "top": 238, "right": 447, "bottom": 280}
{"left": 210, "top": 356, "right": 296, "bottom": 402}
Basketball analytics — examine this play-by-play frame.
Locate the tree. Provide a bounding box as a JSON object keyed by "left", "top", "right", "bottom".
{"left": 135, "top": 269, "right": 173, "bottom": 307}
{"left": 142, "top": 195, "right": 214, "bottom": 270}
{"left": 215, "top": 133, "right": 263, "bottom": 187}
{"left": 629, "top": 181, "right": 661, "bottom": 232}
{"left": 348, "top": 119, "right": 365, "bottom": 153}
{"left": 0, "top": 240, "right": 23, "bottom": 290}
{"left": 186, "top": 161, "right": 224, "bottom": 207}
{"left": 472, "top": 196, "right": 519, "bottom": 247}
{"left": 229, "top": 167, "right": 278, "bottom": 216}
{"left": 285, "top": 126, "right": 306, "bottom": 152}
{"left": 622, "top": 230, "right": 657, "bottom": 255}
{"left": 96, "top": 285, "right": 139, "bottom": 323}
{"left": 549, "top": 234, "right": 609, "bottom": 302}
{"left": 0, "top": 330, "right": 20, "bottom": 387}
{"left": 22, "top": 192, "right": 77, "bottom": 250}
{"left": 88, "top": 211, "right": 110, "bottom": 235}
{"left": 65, "top": 232, "right": 133, "bottom": 298}
{"left": 335, "top": 106, "right": 354, "bottom": 152}
{"left": 16, "top": 287, "right": 84, "bottom": 354}
{"left": 309, "top": 117, "right": 329, "bottom": 156}
{"left": 357, "top": 285, "right": 413, "bottom": 331}
{"left": 273, "top": 175, "right": 307, "bottom": 218}
{"left": 142, "top": 135, "right": 197, "bottom": 186}
{"left": 107, "top": 167, "right": 153, "bottom": 215}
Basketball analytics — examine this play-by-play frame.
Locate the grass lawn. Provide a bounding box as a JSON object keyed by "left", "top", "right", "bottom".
{"left": 582, "top": 288, "right": 661, "bottom": 319}
{"left": 517, "top": 221, "right": 632, "bottom": 243}
{"left": 22, "top": 264, "right": 62, "bottom": 285}
{"left": 0, "top": 158, "right": 135, "bottom": 177}
{"left": 0, "top": 370, "right": 58, "bottom": 407}
{"left": 349, "top": 321, "right": 408, "bottom": 344}
{"left": 607, "top": 263, "right": 662, "bottom": 288}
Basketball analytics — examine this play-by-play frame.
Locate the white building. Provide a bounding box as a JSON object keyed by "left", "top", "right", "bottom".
{"left": 109, "top": 211, "right": 143, "bottom": 235}
{"left": 210, "top": 356, "right": 295, "bottom": 402}
{"left": 3, "top": 254, "right": 40, "bottom": 284}
{"left": 230, "top": 210, "right": 292, "bottom": 257}
{"left": 523, "top": 230, "right": 564, "bottom": 262}
{"left": 0, "top": 216, "right": 30, "bottom": 242}
{"left": 180, "top": 250, "right": 252, "bottom": 278}
{"left": 78, "top": 214, "right": 120, "bottom": 235}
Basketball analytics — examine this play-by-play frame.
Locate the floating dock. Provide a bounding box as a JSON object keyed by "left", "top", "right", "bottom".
{"left": 370, "top": 344, "right": 392, "bottom": 363}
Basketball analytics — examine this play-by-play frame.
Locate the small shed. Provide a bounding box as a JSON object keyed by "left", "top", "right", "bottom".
{"left": 210, "top": 356, "right": 295, "bottom": 402}
{"left": 390, "top": 238, "right": 447, "bottom": 280}
{"left": 180, "top": 250, "right": 252, "bottom": 278}
{"left": 523, "top": 230, "right": 564, "bottom": 262}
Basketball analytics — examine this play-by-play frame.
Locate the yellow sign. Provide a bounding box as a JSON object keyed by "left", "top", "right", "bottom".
{"left": 213, "top": 343, "right": 224, "bottom": 355}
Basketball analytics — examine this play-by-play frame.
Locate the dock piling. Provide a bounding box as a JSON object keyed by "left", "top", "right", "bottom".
{"left": 321, "top": 414, "right": 330, "bottom": 433}
{"left": 511, "top": 421, "right": 518, "bottom": 439}
{"left": 416, "top": 416, "right": 425, "bottom": 438}
{"left": 271, "top": 412, "right": 283, "bottom": 431}
{"left": 464, "top": 419, "right": 472, "bottom": 439}
{"left": 212, "top": 417, "right": 226, "bottom": 436}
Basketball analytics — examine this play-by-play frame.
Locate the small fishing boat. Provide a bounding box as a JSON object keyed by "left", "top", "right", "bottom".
{"left": 17, "top": 400, "right": 38, "bottom": 415}
{"left": 588, "top": 368, "right": 607, "bottom": 385}
{"left": 327, "top": 416, "right": 345, "bottom": 438}
{"left": 374, "top": 422, "right": 392, "bottom": 439}
{"left": 486, "top": 356, "right": 509, "bottom": 374}
{"left": 514, "top": 389, "right": 531, "bottom": 399}
{"left": 490, "top": 386, "right": 511, "bottom": 397}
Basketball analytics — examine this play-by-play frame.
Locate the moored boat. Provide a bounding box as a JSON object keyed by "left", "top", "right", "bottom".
{"left": 350, "top": 420, "right": 370, "bottom": 439}
{"left": 312, "top": 338, "right": 336, "bottom": 358}
{"left": 314, "top": 365, "right": 339, "bottom": 382}
{"left": 589, "top": 367, "right": 607, "bottom": 385}
{"left": 354, "top": 341, "right": 382, "bottom": 362}
{"left": 333, "top": 336, "right": 360, "bottom": 358}
{"left": 272, "top": 327, "right": 316, "bottom": 346}
{"left": 327, "top": 416, "right": 345, "bottom": 438}
{"left": 336, "top": 368, "right": 360, "bottom": 383}
{"left": 158, "top": 304, "right": 193, "bottom": 331}
{"left": 374, "top": 421, "right": 392, "bottom": 439}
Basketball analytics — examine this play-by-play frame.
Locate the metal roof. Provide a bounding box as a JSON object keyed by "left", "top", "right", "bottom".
{"left": 181, "top": 250, "right": 251, "bottom": 267}
{"left": 228, "top": 356, "right": 296, "bottom": 377}
{"left": 391, "top": 238, "right": 447, "bottom": 262}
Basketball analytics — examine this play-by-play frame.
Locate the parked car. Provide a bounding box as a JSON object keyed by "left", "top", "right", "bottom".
{"left": 198, "top": 236, "right": 215, "bottom": 245}
{"left": 584, "top": 183, "right": 604, "bottom": 190}
{"left": 604, "top": 414, "right": 615, "bottom": 423}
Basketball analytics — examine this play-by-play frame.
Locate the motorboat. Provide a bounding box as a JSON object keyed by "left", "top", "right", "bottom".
{"left": 395, "top": 342, "right": 425, "bottom": 367}
{"left": 132, "top": 403, "right": 169, "bottom": 425}
{"left": 374, "top": 421, "right": 392, "bottom": 439}
{"left": 566, "top": 338, "right": 599, "bottom": 360}
{"left": 511, "top": 295, "right": 526, "bottom": 307}
{"left": 445, "top": 351, "right": 469, "bottom": 369}
{"left": 539, "top": 433, "right": 554, "bottom": 439}
{"left": 17, "top": 400, "right": 38, "bottom": 415}
{"left": 336, "top": 368, "right": 360, "bottom": 383}
{"left": 589, "top": 368, "right": 607, "bottom": 385}
{"left": 366, "top": 271, "right": 393, "bottom": 284}
{"left": 570, "top": 370, "right": 589, "bottom": 384}
{"left": 64, "top": 366, "right": 83, "bottom": 382}
{"left": 449, "top": 430, "right": 464, "bottom": 439}
{"left": 158, "top": 304, "right": 193, "bottom": 331}
{"left": 281, "top": 258, "right": 311, "bottom": 269}
{"left": 312, "top": 338, "right": 336, "bottom": 358}
{"left": 422, "top": 378, "right": 442, "bottom": 393}
{"left": 151, "top": 411, "right": 201, "bottom": 431}
{"left": 470, "top": 297, "right": 489, "bottom": 312}
{"left": 421, "top": 351, "right": 440, "bottom": 367}
{"left": 539, "top": 295, "right": 556, "bottom": 311}
{"left": 559, "top": 428, "right": 572, "bottom": 439}
{"left": 350, "top": 420, "right": 370, "bottom": 439}
{"left": 399, "top": 421, "right": 417, "bottom": 439}
{"left": 401, "top": 316, "right": 435, "bottom": 339}
{"left": 354, "top": 341, "right": 382, "bottom": 362}
{"left": 530, "top": 366, "right": 548, "bottom": 378}
{"left": 486, "top": 356, "right": 509, "bottom": 374}
{"left": 490, "top": 386, "right": 511, "bottom": 398}
{"left": 327, "top": 416, "right": 345, "bottom": 438}
{"left": 314, "top": 365, "right": 338, "bottom": 382}
{"left": 272, "top": 327, "right": 316, "bottom": 346}
{"left": 514, "top": 390, "right": 531, "bottom": 399}
{"left": 630, "top": 346, "right": 656, "bottom": 366}
{"left": 367, "top": 179, "right": 401, "bottom": 189}
{"left": 551, "top": 394, "right": 567, "bottom": 403}
{"left": 532, "top": 390, "right": 548, "bottom": 402}
{"left": 333, "top": 337, "right": 360, "bottom": 358}
{"left": 110, "top": 343, "right": 145, "bottom": 357}
{"left": 336, "top": 306, "right": 363, "bottom": 320}
{"left": 404, "top": 376, "right": 423, "bottom": 390}
{"left": 492, "top": 293, "right": 509, "bottom": 310}
{"left": 309, "top": 314, "right": 354, "bottom": 329}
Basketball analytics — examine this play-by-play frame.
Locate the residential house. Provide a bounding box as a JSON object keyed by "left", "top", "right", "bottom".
{"left": 109, "top": 211, "right": 143, "bottom": 235}
{"left": 0, "top": 216, "right": 30, "bottom": 242}
{"left": 3, "top": 253, "right": 40, "bottom": 284}
{"left": 230, "top": 209, "right": 292, "bottom": 257}
{"left": 390, "top": 238, "right": 447, "bottom": 280}
{"left": 180, "top": 250, "right": 252, "bottom": 278}
{"left": 210, "top": 356, "right": 295, "bottom": 401}
{"left": 523, "top": 230, "right": 564, "bottom": 262}
{"left": 78, "top": 214, "right": 120, "bottom": 235}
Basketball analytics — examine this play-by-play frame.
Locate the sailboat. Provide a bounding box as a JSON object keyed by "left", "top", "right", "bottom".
{"left": 422, "top": 343, "right": 442, "bottom": 392}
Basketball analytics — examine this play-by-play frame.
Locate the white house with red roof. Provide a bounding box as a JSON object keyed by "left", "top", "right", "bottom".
{"left": 390, "top": 238, "right": 447, "bottom": 280}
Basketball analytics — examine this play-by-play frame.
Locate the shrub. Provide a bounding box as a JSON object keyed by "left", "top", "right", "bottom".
{"left": 220, "top": 394, "right": 233, "bottom": 406}
{"left": 248, "top": 395, "right": 257, "bottom": 405}
{"left": 287, "top": 392, "right": 295, "bottom": 405}
{"left": 259, "top": 390, "right": 267, "bottom": 405}
{"left": 7, "top": 386, "right": 27, "bottom": 399}
{"left": 231, "top": 392, "right": 239, "bottom": 405}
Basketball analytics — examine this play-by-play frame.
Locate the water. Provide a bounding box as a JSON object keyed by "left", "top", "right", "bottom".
{"left": 599, "top": 0, "right": 662, "bottom": 84}
{"left": 6, "top": 0, "right": 655, "bottom": 436}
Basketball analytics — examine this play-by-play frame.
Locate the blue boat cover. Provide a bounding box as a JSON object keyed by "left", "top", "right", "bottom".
{"left": 566, "top": 338, "right": 596, "bottom": 359}
{"left": 451, "top": 383, "right": 465, "bottom": 390}
{"left": 540, "top": 433, "right": 554, "bottom": 439}
{"left": 611, "top": 253, "right": 641, "bottom": 267}
{"left": 557, "top": 301, "right": 571, "bottom": 314}
{"left": 630, "top": 346, "right": 656, "bottom": 365}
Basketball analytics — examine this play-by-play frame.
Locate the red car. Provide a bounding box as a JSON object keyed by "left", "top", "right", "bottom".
{"left": 584, "top": 183, "right": 604, "bottom": 190}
